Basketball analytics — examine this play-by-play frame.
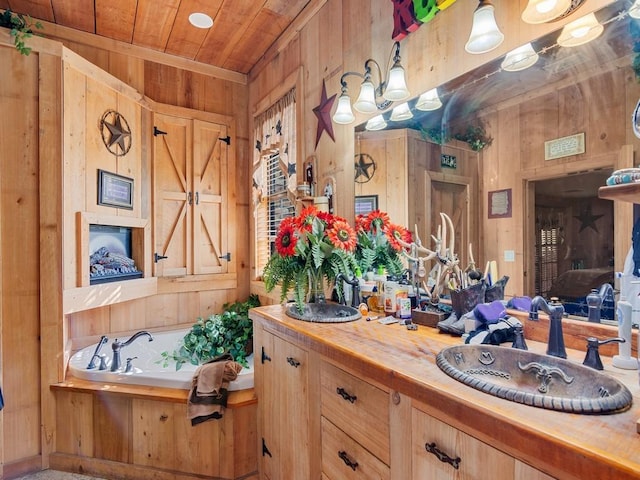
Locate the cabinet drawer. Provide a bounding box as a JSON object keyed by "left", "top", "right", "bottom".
{"left": 412, "top": 407, "right": 515, "bottom": 479}
{"left": 320, "top": 361, "right": 389, "bottom": 464}
{"left": 322, "top": 417, "right": 390, "bottom": 480}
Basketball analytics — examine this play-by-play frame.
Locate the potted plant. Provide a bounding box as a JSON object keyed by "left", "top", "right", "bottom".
{"left": 263, "top": 205, "right": 359, "bottom": 312}
{"left": 0, "top": 9, "right": 43, "bottom": 56}
{"left": 159, "top": 294, "right": 260, "bottom": 370}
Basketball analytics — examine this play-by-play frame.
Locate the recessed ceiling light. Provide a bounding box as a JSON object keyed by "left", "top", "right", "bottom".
{"left": 189, "top": 12, "right": 213, "bottom": 29}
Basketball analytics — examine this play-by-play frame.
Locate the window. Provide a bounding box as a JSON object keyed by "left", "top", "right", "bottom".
{"left": 253, "top": 87, "right": 297, "bottom": 278}
{"left": 535, "top": 211, "right": 561, "bottom": 297}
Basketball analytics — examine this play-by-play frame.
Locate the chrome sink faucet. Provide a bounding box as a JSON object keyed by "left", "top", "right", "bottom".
{"left": 585, "top": 283, "right": 614, "bottom": 323}
{"left": 110, "top": 331, "right": 153, "bottom": 372}
{"left": 529, "top": 296, "right": 567, "bottom": 359}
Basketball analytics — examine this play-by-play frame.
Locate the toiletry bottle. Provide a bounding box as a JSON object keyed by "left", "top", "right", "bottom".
{"left": 612, "top": 293, "right": 638, "bottom": 369}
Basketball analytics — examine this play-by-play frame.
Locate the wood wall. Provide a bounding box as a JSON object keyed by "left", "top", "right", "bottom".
{"left": 0, "top": 0, "right": 629, "bottom": 476}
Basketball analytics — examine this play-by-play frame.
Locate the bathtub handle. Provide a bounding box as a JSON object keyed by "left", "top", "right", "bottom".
{"left": 286, "top": 357, "right": 300, "bottom": 368}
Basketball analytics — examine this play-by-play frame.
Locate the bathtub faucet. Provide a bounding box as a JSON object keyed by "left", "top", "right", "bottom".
{"left": 586, "top": 283, "right": 614, "bottom": 323}
{"left": 110, "top": 331, "right": 153, "bottom": 372}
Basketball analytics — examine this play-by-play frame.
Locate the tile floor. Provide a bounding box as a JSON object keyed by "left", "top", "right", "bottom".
{"left": 12, "top": 471, "right": 106, "bottom": 480}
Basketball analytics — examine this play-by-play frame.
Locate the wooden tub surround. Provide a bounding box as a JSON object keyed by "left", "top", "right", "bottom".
{"left": 251, "top": 304, "right": 640, "bottom": 480}
{"left": 50, "top": 379, "right": 258, "bottom": 480}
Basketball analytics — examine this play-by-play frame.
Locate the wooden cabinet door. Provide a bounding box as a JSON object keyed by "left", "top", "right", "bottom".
{"left": 153, "top": 113, "right": 230, "bottom": 276}
{"left": 256, "top": 326, "right": 310, "bottom": 480}
{"left": 412, "top": 407, "right": 515, "bottom": 479}
{"left": 192, "top": 119, "right": 228, "bottom": 275}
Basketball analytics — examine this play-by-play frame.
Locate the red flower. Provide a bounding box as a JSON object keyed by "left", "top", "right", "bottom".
{"left": 355, "top": 214, "right": 367, "bottom": 233}
{"left": 328, "top": 220, "right": 357, "bottom": 252}
{"left": 275, "top": 217, "right": 297, "bottom": 256}
{"left": 363, "top": 210, "right": 390, "bottom": 233}
{"left": 385, "top": 223, "right": 411, "bottom": 251}
{"left": 298, "top": 205, "right": 319, "bottom": 233}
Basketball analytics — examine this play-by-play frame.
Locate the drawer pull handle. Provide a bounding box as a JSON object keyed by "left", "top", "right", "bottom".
{"left": 336, "top": 387, "right": 357, "bottom": 403}
{"left": 338, "top": 450, "right": 358, "bottom": 471}
{"left": 425, "top": 442, "right": 460, "bottom": 470}
{"left": 286, "top": 357, "right": 300, "bottom": 367}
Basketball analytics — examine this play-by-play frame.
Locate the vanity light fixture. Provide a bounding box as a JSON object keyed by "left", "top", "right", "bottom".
{"left": 365, "top": 114, "right": 388, "bottom": 131}
{"left": 501, "top": 43, "right": 539, "bottom": 72}
{"left": 630, "top": 0, "right": 640, "bottom": 19}
{"left": 188, "top": 12, "right": 214, "bottom": 29}
{"left": 332, "top": 41, "right": 409, "bottom": 124}
{"left": 557, "top": 12, "right": 603, "bottom": 48}
{"left": 465, "top": 0, "right": 504, "bottom": 55}
{"left": 521, "top": 0, "right": 571, "bottom": 24}
{"left": 415, "top": 88, "right": 442, "bottom": 111}
{"left": 390, "top": 102, "right": 413, "bottom": 122}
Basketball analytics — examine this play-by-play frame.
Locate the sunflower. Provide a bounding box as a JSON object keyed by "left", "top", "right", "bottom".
{"left": 363, "top": 210, "right": 390, "bottom": 233}
{"left": 275, "top": 217, "right": 297, "bottom": 256}
{"left": 385, "top": 223, "right": 412, "bottom": 251}
{"left": 328, "top": 220, "right": 357, "bottom": 252}
{"left": 297, "top": 205, "right": 319, "bottom": 233}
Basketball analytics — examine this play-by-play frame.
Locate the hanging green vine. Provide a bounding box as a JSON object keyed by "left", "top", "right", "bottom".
{"left": 419, "top": 123, "right": 492, "bottom": 152}
{"left": 0, "top": 9, "right": 43, "bottom": 56}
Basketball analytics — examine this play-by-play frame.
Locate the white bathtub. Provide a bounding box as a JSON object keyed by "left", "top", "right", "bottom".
{"left": 68, "top": 328, "right": 254, "bottom": 391}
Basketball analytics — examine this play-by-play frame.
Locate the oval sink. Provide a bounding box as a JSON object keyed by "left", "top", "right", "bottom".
{"left": 436, "top": 345, "right": 633, "bottom": 414}
{"left": 286, "top": 302, "right": 361, "bottom": 323}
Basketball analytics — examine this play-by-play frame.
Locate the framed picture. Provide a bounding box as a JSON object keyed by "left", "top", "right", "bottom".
{"left": 355, "top": 195, "right": 378, "bottom": 216}
{"left": 488, "top": 188, "right": 512, "bottom": 219}
{"left": 97, "top": 169, "right": 134, "bottom": 210}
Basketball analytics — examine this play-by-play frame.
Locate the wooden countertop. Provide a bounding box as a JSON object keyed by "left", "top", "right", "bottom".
{"left": 250, "top": 304, "right": 640, "bottom": 480}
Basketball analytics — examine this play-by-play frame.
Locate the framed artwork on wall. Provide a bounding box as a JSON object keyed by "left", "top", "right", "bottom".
{"left": 97, "top": 169, "right": 134, "bottom": 210}
{"left": 355, "top": 195, "right": 378, "bottom": 216}
{"left": 488, "top": 188, "right": 512, "bottom": 219}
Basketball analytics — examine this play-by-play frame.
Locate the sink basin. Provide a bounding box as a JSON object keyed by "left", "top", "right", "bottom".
{"left": 436, "top": 345, "right": 633, "bottom": 414}
{"left": 285, "top": 302, "right": 361, "bottom": 323}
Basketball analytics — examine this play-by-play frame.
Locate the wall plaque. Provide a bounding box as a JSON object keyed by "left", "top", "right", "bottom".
{"left": 488, "top": 189, "right": 512, "bottom": 219}
{"left": 544, "top": 133, "right": 585, "bottom": 160}
{"left": 441, "top": 154, "right": 457, "bottom": 169}
{"left": 97, "top": 169, "right": 134, "bottom": 209}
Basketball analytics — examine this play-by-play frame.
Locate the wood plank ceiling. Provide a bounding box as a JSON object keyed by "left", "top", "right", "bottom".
{"left": 0, "top": 0, "right": 311, "bottom": 74}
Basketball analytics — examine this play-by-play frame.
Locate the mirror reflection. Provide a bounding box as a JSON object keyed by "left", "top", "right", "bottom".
{"left": 353, "top": 1, "right": 638, "bottom": 323}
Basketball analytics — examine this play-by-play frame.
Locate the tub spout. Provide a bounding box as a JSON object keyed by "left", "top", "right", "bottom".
{"left": 529, "top": 296, "right": 567, "bottom": 359}
{"left": 111, "top": 331, "right": 153, "bottom": 372}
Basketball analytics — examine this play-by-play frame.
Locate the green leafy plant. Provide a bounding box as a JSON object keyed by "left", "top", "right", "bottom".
{"left": 0, "top": 9, "right": 43, "bottom": 56}
{"left": 159, "top": 295, "right": 260, "bottom": 370}
{"left": 454, "top": 125, "right": 493, "bottom": 152}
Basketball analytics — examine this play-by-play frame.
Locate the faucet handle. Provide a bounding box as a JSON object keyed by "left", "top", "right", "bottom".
{"left": 583, "top": 337, "right": 625, "bottom": 370}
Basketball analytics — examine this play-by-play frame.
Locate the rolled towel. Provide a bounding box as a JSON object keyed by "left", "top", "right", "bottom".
{"left": 473, "top": 300, "right": 507, "bottom": 325}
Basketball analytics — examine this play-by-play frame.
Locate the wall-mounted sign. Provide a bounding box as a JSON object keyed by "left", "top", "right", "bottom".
{"left": 544, "top": 132, "right": 585, "bottom": 160}
{"left": 97, "top": 169, "right": 134, "bottom": 210}
{"left": 488, "top": 189, "right": 512, "bottom": 219}
{"left": 441, "top": 154, "right": 457, "bottom": 169}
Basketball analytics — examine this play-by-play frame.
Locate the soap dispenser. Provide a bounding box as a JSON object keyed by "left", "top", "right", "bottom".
{"left": 612, "top": 293, "right": 638, "bottom": 370}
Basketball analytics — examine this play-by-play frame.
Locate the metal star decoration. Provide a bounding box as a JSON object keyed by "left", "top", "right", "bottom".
{"left": 312, "top": 79, "right": 336, "bottom": 149}
{"left": 354, "top": 153, "right": 376, "bottom": 183}
{"left": 573, "top": 205, "right": 604, "bottom": 233}
{"left": 100, "top": 110, "right": 132, "bottom": 156}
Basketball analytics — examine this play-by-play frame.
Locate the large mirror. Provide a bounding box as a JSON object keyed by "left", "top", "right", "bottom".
{"left": 353, "top": 1, "right": 639, "bottom": 323}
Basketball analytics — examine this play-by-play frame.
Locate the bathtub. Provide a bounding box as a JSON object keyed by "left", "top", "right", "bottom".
{"left": 68, "top": 328, "right": 254, "bottom": 391}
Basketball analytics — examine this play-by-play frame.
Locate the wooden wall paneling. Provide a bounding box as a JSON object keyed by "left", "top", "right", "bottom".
{"left": 39, "top": 51, "right": 65, "bottom": 469}
{"left": 63, "top": 64, "right": 88, "bottom": 290}
{"left": 107, "top": 51, "right": 145, "bottom": 94}
{"left": 142, "top": 293, "right": 182, "bottom": 328}
{"left": 55, "top": 390, "right": 94, "bottom": 456}
{"left": 109, "top": 298, "right": 149, "bottom": 333}
{"left": 113, "top": 93, "right": 143, "bottom": 219}
{"left": 68, "top": 308, "right": 111, "bottom": 343}
{"left": 85, "top": 76, "right": 119, "bottom": 215}
{"left": 1, "top": 44, "right": 41, "bottom": 464}
{"left": 93, "top": 394, "right": 132, "bottom": 463}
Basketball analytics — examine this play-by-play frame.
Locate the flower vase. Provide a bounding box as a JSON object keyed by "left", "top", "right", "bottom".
{"left": 307, "top": 269, "right": 326, "bottom": 304}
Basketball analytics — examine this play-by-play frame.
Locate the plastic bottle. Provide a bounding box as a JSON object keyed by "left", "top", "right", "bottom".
{"left": 612, "top": 291, "right": 638, "bottom": 369}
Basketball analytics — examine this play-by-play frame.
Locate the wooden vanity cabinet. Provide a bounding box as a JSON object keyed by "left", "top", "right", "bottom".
{"left": 320, "top": 360, "right": 390, "bottom": 479}
{"left": 253, "top": 321, "right": 313, "bottom": 480}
